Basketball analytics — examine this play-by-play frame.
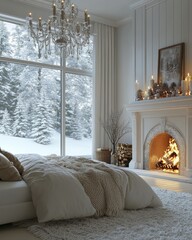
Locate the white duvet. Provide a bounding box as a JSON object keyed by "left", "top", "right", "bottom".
{"left": 17, "top": 154, "right": 162, "bottom": 223}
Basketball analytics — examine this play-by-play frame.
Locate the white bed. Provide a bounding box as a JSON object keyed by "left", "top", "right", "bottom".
{"left": 0, "top": 154, "right": 162, "bottom": 225}
{"left": 0, "top": 180, "right": 36, "bottom": 225}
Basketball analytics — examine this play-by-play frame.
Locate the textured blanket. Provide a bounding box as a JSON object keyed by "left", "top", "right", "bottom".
{"left": 56, "top": 156, "right": 128, "bottom": 217}
{"left": 17, "top": 154, "right": 162, "bottom": 223}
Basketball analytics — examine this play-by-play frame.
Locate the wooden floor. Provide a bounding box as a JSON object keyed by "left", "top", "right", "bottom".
{"left": 140, "top": 175, "right": 192, "bottom": 193}
{"left": 0, "top": 174, "right": 192, "bottom": 240}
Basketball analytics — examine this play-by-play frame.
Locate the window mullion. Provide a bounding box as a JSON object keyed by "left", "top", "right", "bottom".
{"left": 65, "top": 67, "right": 92, "bottom": 77}
{"left": 0, "top": 56, "right": 62, "bottom": 71}
{"left": 61, "top": 50, "right": 66, "bottom": 156}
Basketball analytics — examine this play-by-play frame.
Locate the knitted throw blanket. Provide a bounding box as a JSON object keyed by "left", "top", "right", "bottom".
{"left": 57, "top": 157, "right": 128, "bottom": 216}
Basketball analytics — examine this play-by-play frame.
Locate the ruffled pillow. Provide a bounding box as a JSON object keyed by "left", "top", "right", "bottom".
{"left": 0, "top": 149, "right": 24, "bottom": 175}
{"left": 0, "top": 153, "right": 22, "bottom": 181}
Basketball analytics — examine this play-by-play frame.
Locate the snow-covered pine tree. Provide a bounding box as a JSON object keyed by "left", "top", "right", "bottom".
{"left": 31, "top": 90, "right": 52, "bottom": 144}
{"left": 65, "top": 75, "right": 82, "bottom": 139}
{"left": 0, "top": 109, "right": 11, "bottom": 135}
{"left": 13, "top": 96, "right": 29, "bottom": 137}
{"left": 65, "top": 74, "right": 92, "bottom": 140}
{"left": 41, "top": 68, "right": 60, "bottom": 133}
{"left": 65, "top": 102, "right": 74, "bottom": 137}
{"left": 0, "top": 21, "right": 14, "bottom": 120}
{"left": 70, "top": 102, "right": 82, "bottom": 140}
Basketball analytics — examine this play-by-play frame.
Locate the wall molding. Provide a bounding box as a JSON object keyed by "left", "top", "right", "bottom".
{"left": 130, "top": 0, "right": 155, "bottom": 10}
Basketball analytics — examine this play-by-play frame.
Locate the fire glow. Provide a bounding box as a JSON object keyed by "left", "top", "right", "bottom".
{"left": 156, "top": 138, "right": 179, "bottom": 174}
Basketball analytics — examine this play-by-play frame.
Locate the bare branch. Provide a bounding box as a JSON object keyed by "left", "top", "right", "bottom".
{"left": 100, "top": 109, "right": 131, "bottom": 152}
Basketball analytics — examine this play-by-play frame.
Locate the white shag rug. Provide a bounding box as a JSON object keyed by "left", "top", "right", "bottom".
{"left": 27, "top": 188, "right": 192, "bottom": 240}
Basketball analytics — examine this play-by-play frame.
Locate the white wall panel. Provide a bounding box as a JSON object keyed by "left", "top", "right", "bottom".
{"left": 159, "top": 1, "right": 167, "bottom": 48}
{"left": 188, "top": 0, "right": 192, "bottom": 72}
{"left": 182, "top": 0, "right": 189, "bottom": 73}
{"left": 134, "top": 0, "right": 192, "bottom": 91}
{"left": 135, "top": 7, "right": 145, "bottom": 90}
{"left": 146, "top": 8, "right": 153, "bottom": 89}
{"left": 152, "top": 4, "right": 159, "bottom": 81}
{"left": 166, "top": 0, "right": 174, "bottom": 46}
{"left": 173, "top": 0, "right": 182, "bottom": 44}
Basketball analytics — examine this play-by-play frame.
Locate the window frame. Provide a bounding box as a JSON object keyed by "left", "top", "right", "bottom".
{"left": 0, "top": 15, "right": 93, "bottom": 156}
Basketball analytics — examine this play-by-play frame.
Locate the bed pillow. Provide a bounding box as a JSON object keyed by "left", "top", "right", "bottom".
{"left": 0, "top": 149, "right": 24, "bottom": 175}
{"left": 31, "top": 170, "right": 96, "bottom": 222}
{"left": 0, "top": 153, "right": 22, "bottom": 181}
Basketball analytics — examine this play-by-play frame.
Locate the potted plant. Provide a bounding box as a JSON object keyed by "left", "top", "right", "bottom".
{"left": 100, "top": 109, "right": 131, "bottom": 164}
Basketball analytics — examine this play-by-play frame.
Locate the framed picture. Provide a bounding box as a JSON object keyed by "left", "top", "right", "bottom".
{"left": 158, "top": 43, "right": 185, "bottom": 87}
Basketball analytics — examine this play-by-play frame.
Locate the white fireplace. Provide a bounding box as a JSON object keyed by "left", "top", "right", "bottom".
{"left": 127, "top": 96, "right": 192, "bottom": 178}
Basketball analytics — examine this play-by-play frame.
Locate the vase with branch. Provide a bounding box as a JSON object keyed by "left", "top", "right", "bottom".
{"left": 100, "top": 109, "right": 131, "bottom": 164}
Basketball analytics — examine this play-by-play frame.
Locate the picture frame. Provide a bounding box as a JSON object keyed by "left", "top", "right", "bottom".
{"left": 158, "top": 43, "right": 185, "bottom": 88}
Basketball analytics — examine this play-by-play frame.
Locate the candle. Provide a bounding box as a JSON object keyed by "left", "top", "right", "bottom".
{"left": 188, "top": 73, "right": 192, "bottom": 94}
{"left": 53, "top": 3, "right": 56, "bottom": 16}
{"left": 150, "top": 75, "right": 154, "bottom": 89}
{"left": 181, "top": 80, "right": 185, "bottom": 95}
{"left": 135, "top": 80, "right": 139, "bottom": 92}
{"left": 185, "top": 79, "right": 188, "bottom": 95}
{"left": 71, "top": 4, "right": 75, "bottom": 14}
{"left": 144, "top": 90, "right": 148, "bottom": 100}
{"left": 28, "top": 13, "right": 32, "bottom": 26}
{"left": 76, "top": 23, "right": 80, "bottom": 34}
{"left": 84, "top": 9, "right": 88, "bottom": 22}
{"left": 185, "top": 78, "right": 188, "bottom": 95}
{"left": 48, "top": 20, "right": 51, "bottom": 31}
{"left": 61, "top": 9, "right": 64, "bottom": 20}
{"left": 61, "top": 0, "right": 64, "bottom": 8}
{"left": 87, "top": 14, "right": 91, "bottom": 25}
{"left": 185, "top": 73, "right": 191, "bottom": 95}
{"left": 189, "top": 81, "right": 192, "bottom": 94}
{"left": 38, "top": 17, "right": 42, "bottom": 30}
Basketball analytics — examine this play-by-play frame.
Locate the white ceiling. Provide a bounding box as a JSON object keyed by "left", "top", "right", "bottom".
{"left": 15, "top": 0, "right": 153, "bottom": 26}
{"left": 72, "top": 0, "right": 153, "bottom": 24}
{"left": 73, "top": 0, "right": 135, "bottom": 23}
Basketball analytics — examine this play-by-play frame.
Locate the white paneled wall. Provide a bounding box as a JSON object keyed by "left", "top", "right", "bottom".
{"left": 134, "top": 0, "right": 192, "bottom": 92}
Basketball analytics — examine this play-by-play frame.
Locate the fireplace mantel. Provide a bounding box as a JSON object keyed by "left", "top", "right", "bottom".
{"left": 127, "top": 96, "right": 192, "bottom": 113}
{"left": 127, "top": 96, "right": 192, "bottom": 178}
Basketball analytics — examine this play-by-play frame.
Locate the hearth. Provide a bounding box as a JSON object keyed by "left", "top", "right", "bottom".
{"left": 127, "top": 96, "right": 192, "bottom": 178}
{"left": 150, "top": 134, "right": 179, "bottom": 174}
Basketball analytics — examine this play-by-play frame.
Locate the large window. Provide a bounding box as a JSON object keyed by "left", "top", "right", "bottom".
{"left": 0, "top": 18, "right": 93, "bottom": 156}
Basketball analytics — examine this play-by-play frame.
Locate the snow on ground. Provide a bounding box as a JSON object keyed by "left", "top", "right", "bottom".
{"left": 0, "top": 132, "right": 92, "bottom": 156}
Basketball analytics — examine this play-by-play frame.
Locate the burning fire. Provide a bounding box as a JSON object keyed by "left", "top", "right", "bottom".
{"left": 156, "top": 137, "right": 179, "bottom": 174}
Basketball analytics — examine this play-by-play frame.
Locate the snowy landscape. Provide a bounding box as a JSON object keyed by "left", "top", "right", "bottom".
{"left": 0, "top": 20, "right": 93, "bottom": 156}
{"left": 0, "top": 132, "right": 92, "bottom": 156}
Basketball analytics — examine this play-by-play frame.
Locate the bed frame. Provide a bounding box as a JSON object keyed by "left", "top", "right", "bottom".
{"left": 0, "top": 180, "right": 36, "bottom": 225}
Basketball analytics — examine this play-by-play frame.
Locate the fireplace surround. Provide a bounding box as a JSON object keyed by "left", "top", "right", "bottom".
{"left": 127, "top": 96, "right": 192, "bottom": 177}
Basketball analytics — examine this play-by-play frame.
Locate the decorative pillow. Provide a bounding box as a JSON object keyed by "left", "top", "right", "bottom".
{"left": 0, "top": 149, "right": 24, "bottom": 175}
{"left": 0, "top": 153, "right": 22, "bottom": 181}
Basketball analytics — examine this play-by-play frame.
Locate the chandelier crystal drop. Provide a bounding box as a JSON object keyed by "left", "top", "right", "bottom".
{"left": 27, "top": 0, "right": 91, "bottom": 59}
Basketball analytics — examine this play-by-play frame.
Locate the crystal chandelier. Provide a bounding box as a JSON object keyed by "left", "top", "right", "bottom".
{"left": 27, "top": 0, "right": 91, "bottom": 58}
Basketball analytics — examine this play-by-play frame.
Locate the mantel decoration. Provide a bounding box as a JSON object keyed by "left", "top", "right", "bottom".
{"left": 27, "top": 0, "right": 91, "bottom": 58}
{"left": 135, "top": 42, "right": 192, "bottom": 101}
{"left": 100, "top": 109, "right": 131, "bottom": 165}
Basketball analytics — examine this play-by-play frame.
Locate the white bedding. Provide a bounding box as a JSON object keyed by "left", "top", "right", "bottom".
{"left": 17, "top": 154, "right": 162, "bottom": 223}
